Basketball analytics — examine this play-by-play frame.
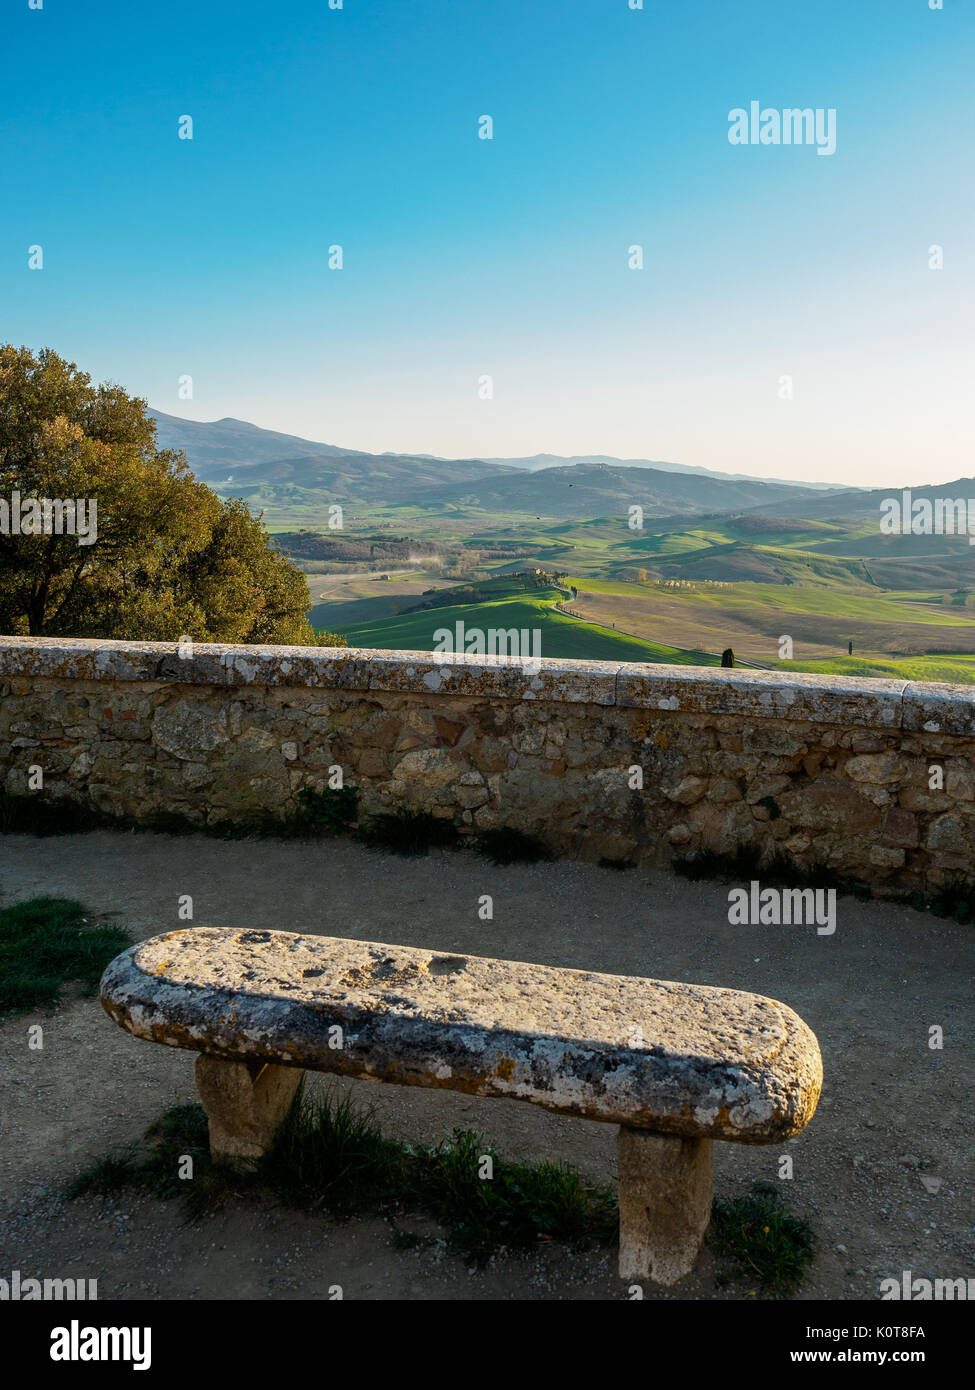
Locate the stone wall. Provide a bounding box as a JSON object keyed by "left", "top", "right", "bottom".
{"left": 2, "top": 637, "right": 974, "bottom": 893}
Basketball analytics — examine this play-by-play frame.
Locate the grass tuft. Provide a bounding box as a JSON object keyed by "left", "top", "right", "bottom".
{"left": 405, "top": 1127, "right": 617, "bottom": 1263}
{"left": 709, "top": 1181, "right": 815, "bottom": 1296}
{"left": 63, "top": 1152, "right": 139, "bottom": 1198}
{"left": 65, "top": 1101, "right": 216, "bottom": 1215}
{"left": 261, "top": 1086, "right": 405, "bottom": 1215}
{"left": 69, "top": 1087, "right": 818, "bottom": 1287}
{"left": 919, "top": 875, "right": 973, "bottom": 925}
{"left": 0, "top": 897, "right": 129, "bottom": 1016}
{"left": 67, "top": 1083, "right": 617, "bottom": 1264}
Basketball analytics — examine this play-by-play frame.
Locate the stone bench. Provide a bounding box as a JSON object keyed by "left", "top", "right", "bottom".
{"left": 99, "top": 927, "right": 823, "bottom": 1284}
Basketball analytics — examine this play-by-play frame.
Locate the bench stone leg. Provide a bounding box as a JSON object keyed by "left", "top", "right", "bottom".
{"left": 616, "top": 1128, "right": 713, "bottom": 1285}
{"left": 195, "top": 1055, "right": 303, "bottom": 1163}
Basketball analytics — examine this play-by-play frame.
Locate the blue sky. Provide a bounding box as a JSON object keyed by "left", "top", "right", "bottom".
{"left": 3, "top": 0, "right": 973, "bottom": 485}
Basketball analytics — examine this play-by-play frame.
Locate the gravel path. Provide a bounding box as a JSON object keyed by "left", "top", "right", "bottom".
{"left": 1, "top": 830, "right": 972, "bottom": 1300}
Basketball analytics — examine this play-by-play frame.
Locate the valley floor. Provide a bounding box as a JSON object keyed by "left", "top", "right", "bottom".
{"left": 301, "top": 562, "right": 975, "bottom": 680}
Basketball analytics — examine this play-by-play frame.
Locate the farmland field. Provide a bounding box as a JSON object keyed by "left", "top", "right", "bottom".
{"left": 564, "top": 577, "right": 975, "bottom": 666}
{"left": 295, "top": 511, "right": 975, "bottom": 683}
{"left": 306, "top": 569, "right": 463, "bottom": 631}
{"left": 337, "top": 585, "right": 717, "bottom": 665}
{"left": 776, "top": 654, "right": 975, "bottom": 682}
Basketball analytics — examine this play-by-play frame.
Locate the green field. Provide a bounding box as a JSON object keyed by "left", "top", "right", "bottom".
{"left": 776, "top": 654, "right": 975, "bottom": 682}
{"left": 570, "top": 575, "right": 975, "bottom": 627}
{"left": 296, "top": 510, "right": 975, "bottom": 683}
{"left": 338, "top": 586, "right": 717, "bottom": 665}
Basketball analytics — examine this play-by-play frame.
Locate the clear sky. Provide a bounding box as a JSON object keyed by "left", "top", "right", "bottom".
{"left": 4, "top": 0, "right": 973, "bottom": 487}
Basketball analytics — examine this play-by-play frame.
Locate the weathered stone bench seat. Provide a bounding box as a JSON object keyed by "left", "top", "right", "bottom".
{"left": 100, "top": 927, "right": 822, "bottom": 1283}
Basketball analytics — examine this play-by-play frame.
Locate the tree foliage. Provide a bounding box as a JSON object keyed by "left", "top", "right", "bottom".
{"left": 0, "top": 346, "right": 345, "bottom": 645}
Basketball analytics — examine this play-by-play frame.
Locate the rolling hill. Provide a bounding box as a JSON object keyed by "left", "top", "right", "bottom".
{"left": 151, "top": 412, "right": 839, "bottom": 517}
{"left": 150, "top": 411, "right": 368, "bottom": 473}
{"left": 473, "top": 452, "right": 843, "bottom": 490}
{"left": 150, "top": 411, "right": 518, "bottom": 502}
{"left": 338, "top": 584, "right": 718, "bottom": 666}
{"left": 749, "top": 477, "right": 975, "bottom": 525}
{"left": 414, "top": 462, "right": 827, "bottom": 519}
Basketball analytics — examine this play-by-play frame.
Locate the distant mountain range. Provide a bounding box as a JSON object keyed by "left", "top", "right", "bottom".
{"left": 152, "top": 410, "right": 839, "bottom": 486}
{"left": 472, "top": 452, "right": 842, "bottom": 491}
{"left": 413, "top": 460, "right": 828, "bottom": 519}
{"left": 151, "top": 410, "right": 516, "bottom": 495}
{"left": 151, "top": 411, "right": 846, "bottom": 518}
{"left": 749, "top": 479, "right": 975, "bottom": 524}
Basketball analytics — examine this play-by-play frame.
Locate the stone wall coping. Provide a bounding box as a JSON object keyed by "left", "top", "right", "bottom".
{"left": 1, "top": 636, "right": 973, "bottom": 733}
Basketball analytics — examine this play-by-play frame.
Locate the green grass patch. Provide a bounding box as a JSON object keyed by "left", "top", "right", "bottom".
{"left": 338, "top": 588, "right": 717, "bottom": 665}
{"left": 69, "top": 1087, "right": 818, "bottom": 1287}
{"left": 776, "top": 653, "right": 975, "bottom": 684}
{"left": 0, "top": 897, "right": 129, "bottom": 1016}
{"left": 709, "top": 1181, "right": 816, "bottom": 1296}
{"left": 65, "top": 1102, "right": 214, "bottom": 1209}
{"left": 67, "top": 1084, "right": 618, "bottom": 1266}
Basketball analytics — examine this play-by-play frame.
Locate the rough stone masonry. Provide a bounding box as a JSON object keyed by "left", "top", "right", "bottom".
{"left": 1, "top": 637, "right": 974, "bottom": 893}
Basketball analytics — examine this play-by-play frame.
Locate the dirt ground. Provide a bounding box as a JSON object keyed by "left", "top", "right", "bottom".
{"left": 1, "top": 830, "right": 972, "bottom": 1301}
